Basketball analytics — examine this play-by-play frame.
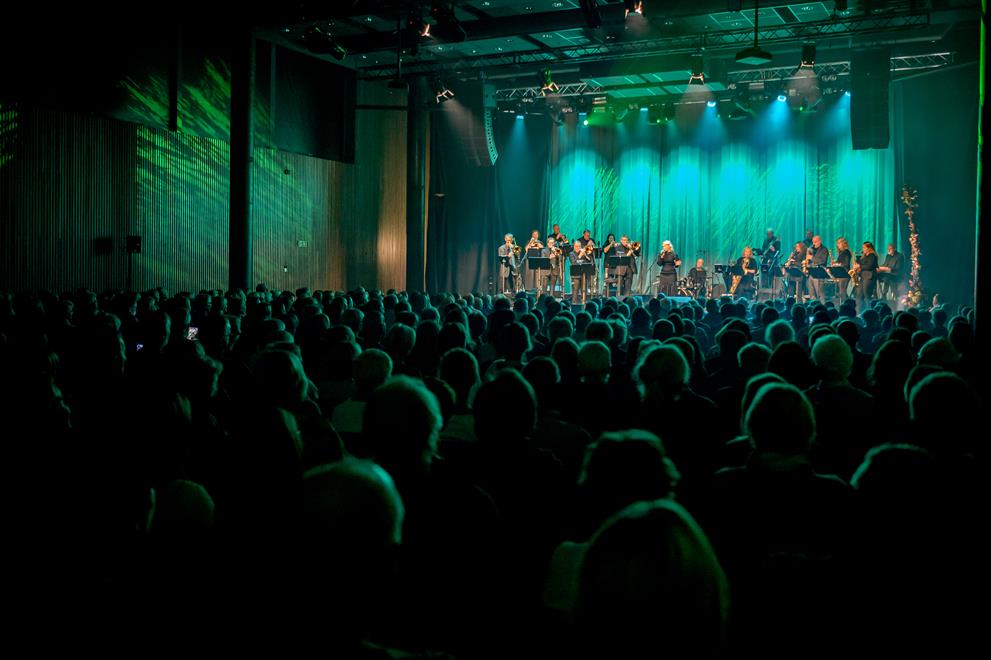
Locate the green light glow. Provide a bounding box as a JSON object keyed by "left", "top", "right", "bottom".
{"left": 548, "top": 99, "right": 898, "bottom": 288}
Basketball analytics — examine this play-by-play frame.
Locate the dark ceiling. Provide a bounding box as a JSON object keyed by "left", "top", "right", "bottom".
{"left": 257, "top": 1, "right": 981, "bottom": 104}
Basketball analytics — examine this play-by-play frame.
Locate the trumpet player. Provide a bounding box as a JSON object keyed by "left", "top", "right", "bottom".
{"left": 498, "top": 233, "right": 520, "bottom": 294}
{"left": 525, "top": 230, "right": 545, "bottom": 289}
{"left": 542, "top": 236, "right": 564, "bottom": 298}
{"left": 570, "top": 238, "right": 593, "bottom": 304}
{"left": 614, "top": 235, "right": 641, "bottom": 296}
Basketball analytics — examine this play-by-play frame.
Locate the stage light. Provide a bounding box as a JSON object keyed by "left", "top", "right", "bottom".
{"left": 582, "top": 118, "right": 589, "bottom": 126}
{"left": 777, "top": 93, "right": 787, "bottom": 102}
{"left": 516, "top": 114, "right": 524, "bottom": 120}
{"left": 433, "top": 78, "right": 454, "bottom": 103}
{"left": 689, "top": 53, "right": 705, "bottom": 86}
{"left": 801, "top": 43, "right": 816, "bottom": 68}
{"left": 736, "top": 1, "right": 773, "bottom": 65}
{"left": 540, "top": 69, "right": 560, "bottom": 95}
{"left": 844, "top": 90, "right": 851, "bottom": 97}
{"left": 707, "top": 100, "right": 717, "bottom": 108}
{"left": 624, "top": 1, "right": 644, "bottom": 17}
{"left": 799, "top": 96, "right": 821, "bottom": 112}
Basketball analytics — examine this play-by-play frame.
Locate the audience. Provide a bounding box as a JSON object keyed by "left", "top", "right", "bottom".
{"left": 1, "top": 284, "right": 980, "bottom": 658}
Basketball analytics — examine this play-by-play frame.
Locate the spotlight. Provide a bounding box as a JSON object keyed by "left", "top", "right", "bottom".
{"left": 777, "top": 94, "right": 787, "bottom": 102}
{"left": 689, "top": 53, "right": 705, "bottom": 86}
{"left": 844, "top": 90, "right": 851, "bottom": 97}
{"left": 540, "top": 69, "right": 560, "bottom": 95}
{"left": 801, "top": 43, "right": 816, "bottom": 68}
{"left": 582, "top": 118, "right": 589, "bottom": 126}
{"left": 624, "top": 1, "right": 644, "bottom": 17}
{"left": 735, "top": 0, "right": 773, "bottom": 66}
{"left": 433, "top": 78, "right": 454, "bottom": 103}
{"left": 706, "top": 100, "right": 717, "bottom": 108}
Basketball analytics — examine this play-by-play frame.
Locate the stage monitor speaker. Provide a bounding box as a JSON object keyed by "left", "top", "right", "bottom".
{"left": 446, "top": 81, "right": 498, "bottom": 167}
{"left": 125, "top": 235, "right": 142, "bottom": 254}
{"left": 850, "top": 48, "right": 890, "bottom": 150}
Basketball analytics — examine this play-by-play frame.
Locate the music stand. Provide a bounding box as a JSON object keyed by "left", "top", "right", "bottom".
{"left": 827, "top": 266, "right": 850, "bottom": 279}
{"left": 605, "top": 256, "right": 631, "bottom": 270}
{"left": 528, "top": 257, "right": 551, "bottom": 271}
{"left": 808, "top": 266, "right": 829, "bottom": 280}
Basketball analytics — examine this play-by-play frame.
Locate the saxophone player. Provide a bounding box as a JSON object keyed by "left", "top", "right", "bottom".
{"left": 806, "top": 235, "right": 831, "bottom": 303}
{"left": 783, "top": 242, "right": 807, "bottom": 298}
{"left": 732, "top": 247, "right": 759, "bottom": 299}
{"left": 569, "top": 238, "right": 593, "bottom": 304}
{"left": 831, "top": 237, "right": 853, "bottom": 304}
{"left": 854, "top": 242, "right": 879, "bottom": 311}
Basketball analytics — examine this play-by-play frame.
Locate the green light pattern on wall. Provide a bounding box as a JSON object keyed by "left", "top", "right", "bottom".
{"left": 0, "top": 102, "right": 18, "bottom": 169}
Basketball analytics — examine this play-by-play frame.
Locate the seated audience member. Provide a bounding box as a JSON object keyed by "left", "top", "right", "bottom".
{"left": 699, "top": 382, "right": 852, "bottom": 656}
{"left": 805, "top": 335, "right": 876, "bottom": 479}
{"left": 330, "top": 349, "right": 392, "bottom": 447}
{"left": 575, "top": 500, "right": 729, "bottom": 658}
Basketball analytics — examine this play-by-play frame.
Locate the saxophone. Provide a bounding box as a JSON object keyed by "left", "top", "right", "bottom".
{"left": 850, "top": 255, "right": 862, "bottom": 287}
{"left": 729, "top": 274, "right": 742, "bottom": 295}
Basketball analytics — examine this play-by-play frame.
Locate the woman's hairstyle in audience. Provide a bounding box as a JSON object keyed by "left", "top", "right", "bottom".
{"left": 745, "top": 383, "right": 815, "bottom": 455}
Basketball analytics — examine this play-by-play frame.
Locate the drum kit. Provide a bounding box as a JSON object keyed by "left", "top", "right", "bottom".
{"left": 676, "top": 276, "right": 700, "bottom": 297}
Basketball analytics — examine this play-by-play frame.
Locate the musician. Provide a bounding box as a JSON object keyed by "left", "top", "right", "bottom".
{"left": 497, "top": 233, "right": 519, "bottom": 293}
{"left": 525, "top": 229, "right": 545, "bottom": 289}
{"left": 783, "top": 242, "right": 807, "bottom": 298}
{"left": 655, "top": 240, "right": 681, "bottom": 297}
{"left": 806, "top": 235, "right": 831, "bottom": 303}
{"left": 542, "top": 237, "right": 564, "bottom": 298}
{"left": 569, "top": 238, "right": 593, "bottom": 304}
{"left": 854, "top": 241, "right": 879, "bottom": 311}
{"left": 689, "top": 258, "right": 708, "bottom": 297}
{"left": 803, "top": 229, "right": 815, "bottom": 249}
{"left": 613, "top": 235, "right": 641, "bottom": 296}
{"left": 832, "top": 237, "right": 853, "bottom": 304}
{"left": 550, "top": 224, "right": 569, "bottom": 252}
{"left": 877, "top": 243, "right": 907, "bottom": 302}
{"left": 579, "top": 229, "right": 595, "bottom": 250}
{"left": 733, "top": 247, "right": 760, "bottom": 299}
{"left": 760, "top": 228, "right": 782, "bottom": 290}
{"left": 602, "top": 233, "right": 618, "bottom": 294}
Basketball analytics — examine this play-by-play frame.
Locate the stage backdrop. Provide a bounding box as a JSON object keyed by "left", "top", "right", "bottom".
{"left": 427, "top": 63, "right": 978, "bottom": 305}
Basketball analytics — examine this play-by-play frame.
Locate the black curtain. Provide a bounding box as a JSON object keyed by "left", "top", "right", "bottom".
{"left": 426, "top": 110, "right": 551, "bottom": 293}
{"left": 892, "top": 61, "right": 980, "bottom": 305}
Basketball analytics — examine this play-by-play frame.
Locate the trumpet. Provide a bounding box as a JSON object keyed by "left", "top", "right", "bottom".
{"left": 526, "top": 238, "right": 544, "bottom": 250}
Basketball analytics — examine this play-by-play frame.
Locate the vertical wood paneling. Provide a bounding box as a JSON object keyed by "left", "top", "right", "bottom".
{"left": 1, "top": 80, "right": 407, "bottom": 294}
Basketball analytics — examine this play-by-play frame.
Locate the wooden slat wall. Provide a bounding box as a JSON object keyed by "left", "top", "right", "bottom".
{"left": 0, "top": 81, "right": 407, "bottom": 295}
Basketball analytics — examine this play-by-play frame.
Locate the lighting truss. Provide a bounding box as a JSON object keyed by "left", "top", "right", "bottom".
{"left": 495, "top": 82, "right": 602, "bottom": 100}
{"left": 726, "top": 52, "right": 955, "bottom": 86}
{"left": 494, "top": 52, "right": 955, "bottom": 101}
{"left": 358, "top": 11, "right": 932, "bottom": 79}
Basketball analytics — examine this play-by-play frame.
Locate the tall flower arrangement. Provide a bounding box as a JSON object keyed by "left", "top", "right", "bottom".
{"left": 900, "top": 185, "right": 923, "bottom": 307}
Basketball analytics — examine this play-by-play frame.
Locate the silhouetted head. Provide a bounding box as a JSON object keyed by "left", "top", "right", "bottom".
{"left": 745, "top": 383, "right": 815, "bottom": 456}
{"left": 577, "top": 500, "right": 729, "bottom": 657}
